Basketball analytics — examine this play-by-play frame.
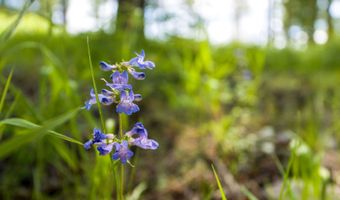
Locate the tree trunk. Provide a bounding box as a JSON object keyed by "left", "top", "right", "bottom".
{"left": 306, "top": 0, "right": 317, "bottom": 44}
{"left": 326, "top": 0, "right": 334, "bottom": 41}
{"left": 116, "top": 0, "right": 145, "bottom": 38}
{"left": 61, "top": 0, "right": 68, "bottom": 30}
{"left": 267, "top": 0, "right": 274, "bottom": 46}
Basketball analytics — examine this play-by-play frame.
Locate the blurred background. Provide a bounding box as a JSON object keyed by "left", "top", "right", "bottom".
{"left": 1, "top": 0, "right": 340, "bottom": 199}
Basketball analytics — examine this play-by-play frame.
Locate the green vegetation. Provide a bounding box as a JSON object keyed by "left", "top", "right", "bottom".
{"left": 1, "top": 1, "right": 340, "bottom": 199}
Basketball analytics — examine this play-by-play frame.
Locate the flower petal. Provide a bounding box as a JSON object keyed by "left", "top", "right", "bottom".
{"left": 134, "top": 94, "right": 142, "bottom": 102}
{"left": 139, "top": 49, "right": 145, "bottom": 57}
{"left": 116, "top": 102, "right": 139, "bottom": 115}
{"left": 100, "top": 61, "right": 116, "bottom": 71}
{"left": 93, "top": 128, "right": 107, "bottom": 143}
{"left": 133, "top": 138, "right": 159, "bottom": 150}
{"left": 97, "top": 143, "right": 114, "bottom": 155}
{"left": 84, "top": 101, "right": 93, "bottom": 110}
{"left": 98, "top": 94, "right": 114, "bottom": 105}
{"left": 129, "top": 70, "right": 145, "bottom": 80}
{"left": 84, "top": 140, "right": 93, "bottom": 150}
{"left": 144, "top": 61, "right": 155, "bottom": 69}
{"left": 112, "top": 152, "right": 120, "bottom": 160}
{"left": 101, "top": 89, "right": 113, "bottom": 96}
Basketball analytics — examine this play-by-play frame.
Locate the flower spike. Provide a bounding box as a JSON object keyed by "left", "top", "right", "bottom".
{"left": 84, "top": 50, "right": 158, "bottom": 164}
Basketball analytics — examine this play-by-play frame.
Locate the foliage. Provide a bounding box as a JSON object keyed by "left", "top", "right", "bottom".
{"left": 1, "top": 5, "right": 340, "bottom": 199}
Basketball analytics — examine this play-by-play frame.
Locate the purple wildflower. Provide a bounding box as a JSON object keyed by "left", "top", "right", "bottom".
{"left": 112, "top": 141, "right": 134, "bottom": 164}
{"left": 128, "top": 50, "right": 155, "bottom": 70}
{"left": 127, "top": 68, "right": 146, "bottom": 80}
{"left": 84, "top": 89, "right": 114, "bottom": 110}
{"left": 126, "top": 122, "right": 159, "bottom": 150}
{"left": 97, "top": 142, "right": 115, "bottom": 155}
{"left": 100, "top": 61, "right": 117, "bottom": 71}
{"left": 116, "top": 90, "right": 140, "bottom": 115}
{"left": 104, "top": 71, "right": 132, "bottom": 91}
{"left": 84, "top": 128, "right": 113, "bottom": 150}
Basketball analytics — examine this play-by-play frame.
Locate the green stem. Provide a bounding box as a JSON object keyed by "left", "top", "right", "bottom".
{"left": 120, "top": 163, "right": 125, "bottom": 200}
{"left": 86, "top": 37, "right": 106, "bottom": 133}
{"left": 119, "top": 114, "right": 123, "bottom": 137}
{"left": 119, "top": 113, "right": 124, "bottom": 200}
{"left": 111, "top": 158, "right": 120, "bottom": 200}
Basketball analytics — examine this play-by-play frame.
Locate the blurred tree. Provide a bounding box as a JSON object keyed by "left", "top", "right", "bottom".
{"left": 60, "top": 0, "right": 68, "bottom": 27}
{"left": 326, "top": 0, "right": 334, "bottom": 40}
{"left": 233, "top": 0, "right": 247, "bottom": 41}
{"left": 116, "top": 0, "right": 145, "bottom": 38}
{"left": 283, "top": 0, "right": 318, "bottom": 44}
{"left": 267, "top": 0, "right": 274, "bottom": 46}
{"left": 40, "top": 0, "right": 55, "bottom": 35}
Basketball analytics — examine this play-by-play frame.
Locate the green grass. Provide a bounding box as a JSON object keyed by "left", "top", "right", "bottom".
{"left": 0, "top": 8, "right": 340, "bottom": 199}
{"left": 0, "top": 69, "right": 13, "bottom": 114}
{"left": 211, "top": 164, "right": 227, "bottom": 200}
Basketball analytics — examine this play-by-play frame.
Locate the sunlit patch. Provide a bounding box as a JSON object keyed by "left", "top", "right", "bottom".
{"left": 314, "top": 30, "right": 328, "bottom": 44}
{"left": 330, "top": 0, "right": 340, "bottom": 18}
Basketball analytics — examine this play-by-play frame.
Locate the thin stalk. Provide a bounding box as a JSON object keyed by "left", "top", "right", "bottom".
{"left": 120, "top": 162, "right": 125, "bottom": 200}
{"left": 119, "top": 114, "right": 123, "bottom": 137}
{"left": 111, "top": 158, "right": 120, "bottom": 200}
{"left": 0, "top": 69, "right": 13, "bottom": 114}
{"left": 279, "top": 152, "right": 295, "bottom": 200}
{"left": 86, "top": 37, "right": 106, "bottom": 133}
{"left": 128, "top": 148, "right": 138, "bottom": 192}
{"left": 119, "top": 113, "right": 124, "bottom": 200}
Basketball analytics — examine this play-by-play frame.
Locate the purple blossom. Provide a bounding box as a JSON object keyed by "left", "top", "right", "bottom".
{"left": 126, "top": 122, "right": 159, "bottom": 150}
{"left": 116, "top": 90, "right": 140, "bottom": 115}
{"left": 84, "top": 140, "right": 93, "bottom": 150}
{"left": 84, "top": 128, "right": 113, "bottom": 150}
{"left": 101, "top": 89, "right": 114, "bottom": 96}
{"left": 105, "top": 71, "right": 132, "bottom": 91}
{"left": 84, "top": 89, "right": 114, "bottom": 110}
{"left": 84, "top": 50, "right": 158, "bottom": 163}
{"left": 97, "top": 142, "right": 115, "bottom": 155}
{"left": 128, "top": 50, "right": 155, "bottom": 70}
{"left": 127, "top": 68, "right": 146, "bottom": 80}
{"left": 112, "top": 141, "right": 134, "bottom": 164}
{"left": 100, "top": 61, "right": 117, "bottom": 71}
{"left": 92, "top": 128, "right": 108, "bottom": 143}
{"left": 134, "top": 94, "right": 142, "bottom": 102}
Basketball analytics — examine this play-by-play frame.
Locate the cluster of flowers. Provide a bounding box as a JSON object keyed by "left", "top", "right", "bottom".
{"left": 84, "top": 50, "right": 158, "bottom": 164}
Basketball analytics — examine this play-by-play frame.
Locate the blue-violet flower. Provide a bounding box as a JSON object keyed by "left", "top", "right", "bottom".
{"left": 126, "top": 122, "right": 159, "bottom": 150}
{"left": 128, "top": 50, "right": 155, "bottom": 70}
{"left": 112, "top": 141, "right": 134, "bottom": 164}
{"left": 116, "top": 90, "right": 140, "bottom": 115}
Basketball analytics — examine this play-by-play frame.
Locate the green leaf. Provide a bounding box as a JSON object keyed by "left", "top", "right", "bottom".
{"left": 211, "top": 164, "right": 227, "bottom": 200}
{"left": 0, "top": 0, "right": 34, "bottom": 45}
{"left": 47, "top": 129, "right": 83, "bottom": 145}
{"left": 0, "top": 118, "right": 39, "bottom": 129}
{"left": 241, "top": 186, "right": 258, "bottom": 200}
{"left": 0, "top": 69, "right": 13, "bottom": 113}
{"left": 0, "top": 108, "right": 83, "bottom": 159}
{"left": 87, "top": 37, "right": 106, "bottom": 133}
{"left": 50, "top": 140, "right": 77, "bottom": 170}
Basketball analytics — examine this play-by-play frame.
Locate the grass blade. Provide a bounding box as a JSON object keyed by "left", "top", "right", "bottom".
{"left": 0, "top": 69, "right": 13, "bottom": 113}
{"left": 0, "top": 108, "right": 82, "bottom": 159}
{"left": 47, "top": 129, "right": 83, "bottom": 145}
{"left": 0, "top": 118, "right": 39, "bottom": 129}
{"left": 211, "top": 164, "right": 227, "bottom": 200}
{"left": 86, "top": 36, "right": 106, "bottom": 133}
{"left": 241, "top": 186, "right": 258, "bottom": 200}
{"left": 0, "top": 117, "right": 83, "bottom": 145}
{"left": 50, "top": 139, "right": 77, "bottom": 170}
{"left": 0, "top": 0, "right": 34, "bottom": 44}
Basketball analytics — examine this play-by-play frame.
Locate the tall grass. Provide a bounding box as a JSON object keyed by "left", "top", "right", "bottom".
{"left": 0, "top": 8, "right": 340, "bottom": 198}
